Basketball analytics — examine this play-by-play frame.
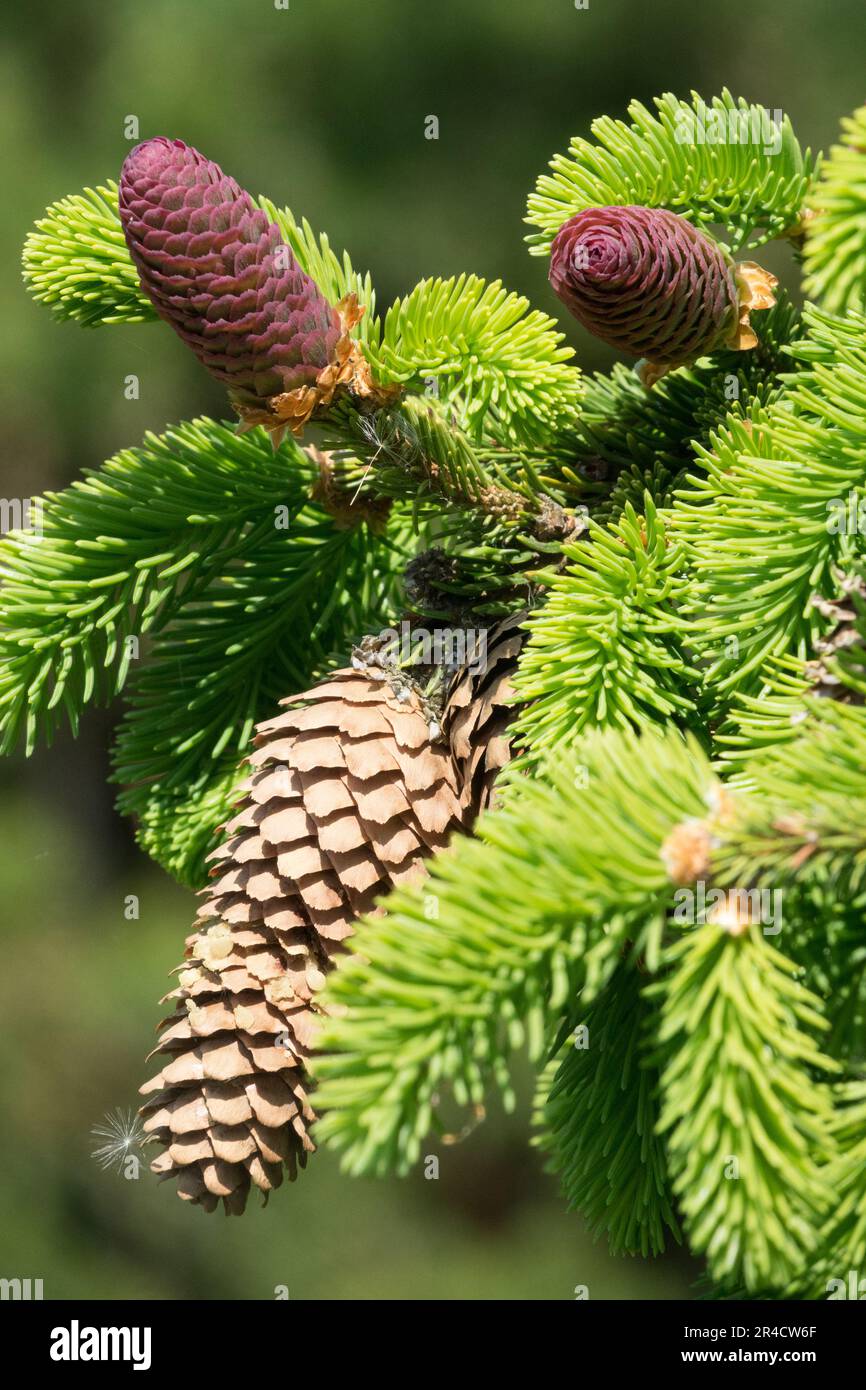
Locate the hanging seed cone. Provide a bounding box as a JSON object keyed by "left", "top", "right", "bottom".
{"left": 140, "top": 614, "right": 524, "bottom": 1212}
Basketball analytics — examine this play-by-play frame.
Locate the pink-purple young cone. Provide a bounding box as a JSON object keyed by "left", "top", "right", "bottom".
{"left": 548, "top": 206, "right": 740, "bottom": 366}
{"left": 118, "top": 138, "right": 341, "bottom": 401}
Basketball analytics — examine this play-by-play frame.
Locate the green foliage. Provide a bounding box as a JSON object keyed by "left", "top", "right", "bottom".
{"left": 822, "top": 1080, "right": 866, "bottom": 1277}
{"left": 113, "top": 507, "right": 408, "bottom": 886}
{"left": 0, "top": 418, "right": 312, "bottom": 755}
{"left": 16, "top": 92, "right": 866, "bottom": 1298}
{"left": 542, "top": 965, "right": 680, "bottom": 1257}
{"left": 526, "top": 90, "right": 814, "bottom": 256}
{"left": 671, "top": 304, "right": 866, "bottom": 694}
{"left": 371, "top": 275, "right": 581, "bottom": 444}
{"left": 715, "top": 699, "right": 866, "bottom": 893}
{"left": 315, "top": 725, "right": 716, "bottom": 1173}
{"left": 673, "top": 410, "right": 838, "bottom": 692}
{"left": 780, "top": 884, "right": 866, "bottom": 1064}
{"left": 21, "top": 182, "right": 158, "bottom": 327}
{"left": 655, "top": 922, "right": 838, "bottom": 1292}
{"left": 513, "top": 498, "right": 700, "bottom": 758}
{"left": 804, "top": 104, "right": 866, "bottom": 314}
{"left": 759, "top": 1077, "right": 866, "bottom": 1298}
{"left": 712, "top": 657, "right": 812, "bottom": 778}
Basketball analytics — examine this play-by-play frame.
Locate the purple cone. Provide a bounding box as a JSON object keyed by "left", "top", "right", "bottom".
{"left": 549, "top": 206, "right": 739, "bottom": 365}
{"left": 119, "top": 138, "right": 341, "bottom": 401}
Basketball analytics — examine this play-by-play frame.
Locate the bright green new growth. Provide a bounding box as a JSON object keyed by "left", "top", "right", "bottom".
{"left": 526, "top": 90, "right": 814, "bottom": 256}
{"left": 11, "top": 93, "right": 866, "bottom": 1296}
{"left": 513, "top": 498, "right": 699, "bottom": 756}
{"left": 22, "top": 182, "right": 157, "bottom": 327}
{"left": 803, "top": 104, "right": 866, "bottom": 313}
{"left": 374, "top": 275, "right": 580, "bottom": 443}
{"left": 656, "top": 924, "right": 838, "bottom": 1290}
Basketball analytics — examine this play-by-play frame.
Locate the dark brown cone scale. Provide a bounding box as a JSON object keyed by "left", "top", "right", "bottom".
{"left": 141, "top": 614, "right": 524, "bottom": 1211}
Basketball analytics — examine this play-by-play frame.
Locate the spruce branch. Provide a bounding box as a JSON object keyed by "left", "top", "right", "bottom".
{"left": 322, "top": 396, "right": 582, "bottom": 547}
{"left": 671, "top": 304, "right": 866, "bottom": 695}
{"left": 655, "top": 921, "right": 838, "bottom": 1293}
{"left": 21, "top": 182, "right": 157, "bottom": 327}
{"left": 526, "top": 90, "right": 815, "bottom": 257}
{"left": 713, "top": 700, "right": 866, "bottom": 892}
{"left": 747, "top": 1077, "right": 866, "bottom": 1297}
{"left": 803, "top": 103, "right": 866, "bottom": 314}
{"left": 513, "top": 497, "right": 701, "bottom": 760}
{"left": 818, "top": 1080, "right": 866, "bottom": 1279}
{"left": 541, "top": 964, "right": 681, "bottom": 1257}
{"left": 17, "top": 94, "right": 866, "bottom": 1292}
{"left": 779, "top": 883, "right": 866, "bottom": 1064}
{"left": 372, "top": 274, "right": 581, "bottom": 444}
{"left": 315, "top": 725, "right": 717, "bottom": 1175}
{"left": 712, "top": 657, "right": 813, "bottom": 778}
{"left": 0, "top": 418, "right": 315, "bottom": 754}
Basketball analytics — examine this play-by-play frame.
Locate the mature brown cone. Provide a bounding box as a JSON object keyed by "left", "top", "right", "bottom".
{"left": 805, "top": 582, "right": 866, "bottom": 704}
{"left": 140, "top": 615, "right": 524, "bottom": 1212}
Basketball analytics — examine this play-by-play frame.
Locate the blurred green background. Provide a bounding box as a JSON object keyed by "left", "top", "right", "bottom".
{"left": 2, "top": 0, "right": 864, "bottom": 1300}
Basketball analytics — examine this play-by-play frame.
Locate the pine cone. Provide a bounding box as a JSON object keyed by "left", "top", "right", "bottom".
{"left": 140, "top": 616, "right": 523, "bottom": 1212}
{"left": 805, "top": 581, "right": 866, "bottom": 703}
{"left": 119, "top": 138, "right": 341, "bottom": 402}
{"left": 548, "top": 206, "right": 776, "bottom": 382}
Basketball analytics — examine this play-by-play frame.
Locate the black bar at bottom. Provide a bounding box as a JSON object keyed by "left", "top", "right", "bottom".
{"left": 1, "top": 1294, "right": 861, "bottom": 1374}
